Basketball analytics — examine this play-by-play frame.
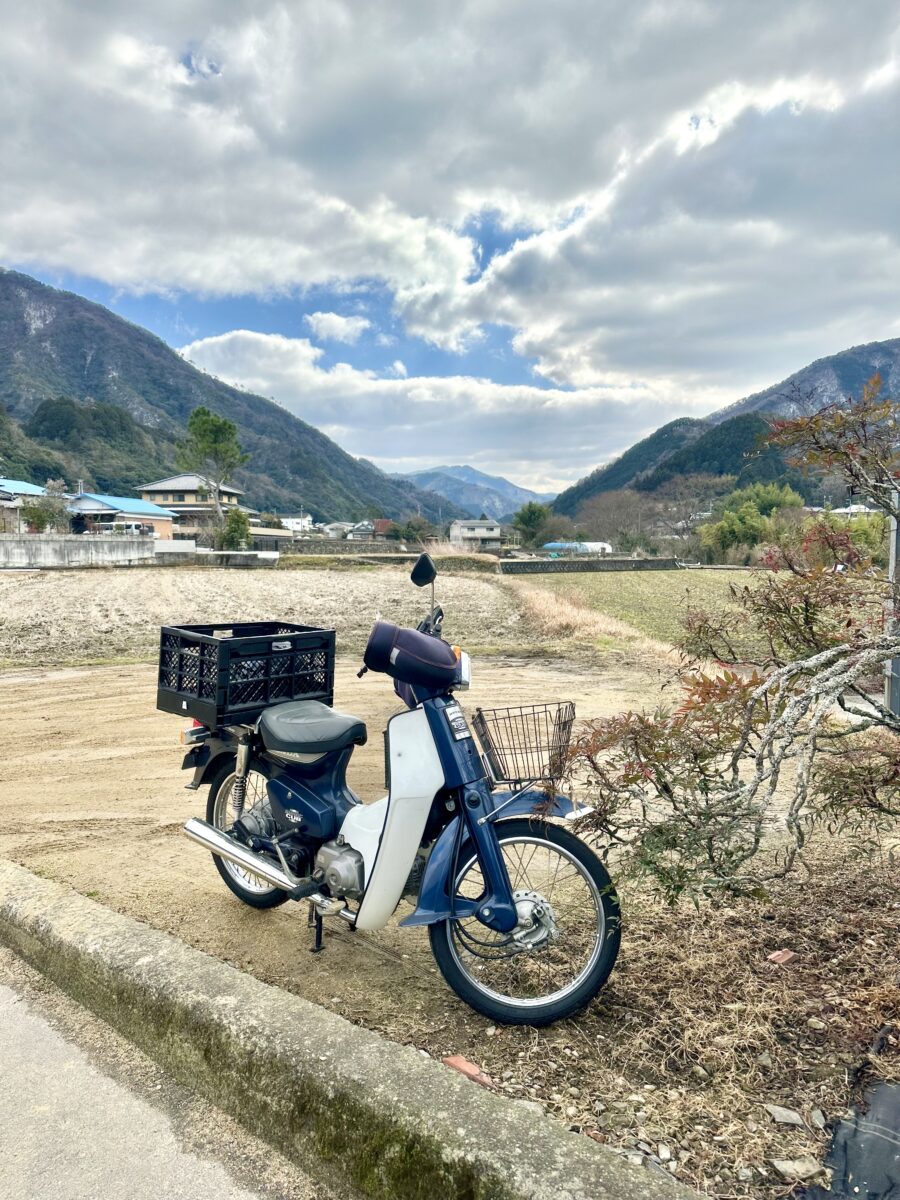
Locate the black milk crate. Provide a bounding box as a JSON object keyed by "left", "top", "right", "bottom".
{"left": 157, "top": 621, "right": 335, "bottom": 728}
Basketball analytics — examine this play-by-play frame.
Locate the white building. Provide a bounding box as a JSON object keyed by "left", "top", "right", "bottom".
{"left": 449, "top": 518, "right": 502, "bottom": 553}
{"left": 541, "top": 540, "right": 612, "bottom": 556}
{"left": 280, "top": 512, "right": 314, "bottom": 534}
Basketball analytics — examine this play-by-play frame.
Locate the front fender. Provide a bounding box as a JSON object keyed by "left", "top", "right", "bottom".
{"left": 399, "top": 790, "right": 584, "bottom": 928}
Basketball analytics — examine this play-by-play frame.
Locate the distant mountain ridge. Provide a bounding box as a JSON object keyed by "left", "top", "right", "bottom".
{"left": 395, "top": 464, "right": 555, "bottom": 520}
{"left": 709, "top": 337, "right": 900, "bottom": 425}
{"left": 0, "top": 268, "right": 460, "bottom": 522}
{"left": 553, "top": 337, "right": 900, "bottom": 517}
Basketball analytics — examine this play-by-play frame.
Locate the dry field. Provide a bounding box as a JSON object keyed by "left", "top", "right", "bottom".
{"left": 507, "top": 567, "right": 753, "bottom": 648}
{"left": 0, "top": 563, "right": 896, "bottom": 1199}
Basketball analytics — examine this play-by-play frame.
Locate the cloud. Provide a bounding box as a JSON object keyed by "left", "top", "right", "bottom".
{"left": 304, "top": 311, "right": 371, "bottom": 343}
{"left": 3, "top": 1, "right": 900, "bottom": 481}
{"left": 389, "top": 359, "right": 408, "bottom": 378}
{"left": 180, "top": 329, "right": 719, "bottom": 490}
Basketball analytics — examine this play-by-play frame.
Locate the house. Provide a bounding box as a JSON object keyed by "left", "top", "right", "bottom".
{"left": 0, "top": 477, "right": 47, "bottom": 500}
{"left": 449, "top": 518, "right": 502, "bottom": 553}
{"left": 139, "top": 474, "right": 252, "bottom": 540}
{"left": 280, "top": 512, "right": 314, "bottom": 535}
{"left": 373, "top": 518, "right": 395, "bottom": 541}
{"left": 346, "top": 520, "right": 375, "bottom": 541}
{"left": 0, "top": 478, "right": 48, "bottom": 533}
{"left": 68, "top": 493, "right": 176, "bottom": 538}
{"left": 322, "top": 522, "right": 354, "bottom": 539}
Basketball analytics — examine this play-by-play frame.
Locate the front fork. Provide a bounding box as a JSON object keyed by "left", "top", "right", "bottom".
{"left": 455, "top": 781, "right": 518, "bottom": 934}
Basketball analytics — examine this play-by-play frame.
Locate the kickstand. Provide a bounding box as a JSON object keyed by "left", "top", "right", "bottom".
{"left": 308, "top": 903, "right": 324, "bottom": 954}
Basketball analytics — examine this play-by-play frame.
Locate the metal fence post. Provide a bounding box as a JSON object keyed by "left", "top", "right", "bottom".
{"left": 886, "top": 491, "right": 900, "bottom": 716}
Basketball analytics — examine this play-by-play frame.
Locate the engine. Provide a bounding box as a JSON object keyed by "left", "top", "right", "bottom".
{"left": 233, "top": 801, "right": 277, "bottom": 841}
{"left": 314, "top": 841, "right": 365, "bottom": 899}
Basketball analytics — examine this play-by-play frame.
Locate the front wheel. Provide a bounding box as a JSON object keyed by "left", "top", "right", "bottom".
{"left": 428, "top": 818, "right": 620, "bottom": 1025}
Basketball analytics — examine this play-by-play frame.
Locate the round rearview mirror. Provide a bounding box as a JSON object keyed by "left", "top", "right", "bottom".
{"left": 410, "top": 552, "right": 437, "bottom": 587}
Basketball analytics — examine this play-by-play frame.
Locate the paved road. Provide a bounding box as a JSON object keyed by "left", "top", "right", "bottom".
{"left": 0, "top": 951, "right": 341, "bottom": 1200}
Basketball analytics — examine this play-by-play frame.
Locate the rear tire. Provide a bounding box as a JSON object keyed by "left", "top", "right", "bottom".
{"left": 428, "top": 818, "right": 620, "bottom": 1026}
{"left": 205, "top": 759, "right": 289, "bottom": 910}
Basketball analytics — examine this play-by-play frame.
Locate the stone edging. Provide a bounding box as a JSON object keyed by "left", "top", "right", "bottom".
{"left": 0, "top": 861, "right": 696, "bottom": 1200}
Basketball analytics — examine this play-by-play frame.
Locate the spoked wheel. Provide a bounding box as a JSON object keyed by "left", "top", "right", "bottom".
{"left": 206, "top": 760, "right": 288, "bottom": 909}
{"left": 429, "top": 818, "right": 620, "bottom": 1025}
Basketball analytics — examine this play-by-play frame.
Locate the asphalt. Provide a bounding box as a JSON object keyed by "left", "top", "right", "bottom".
{"left": 0, "top": 949, "right": 339, "bottom": 1200}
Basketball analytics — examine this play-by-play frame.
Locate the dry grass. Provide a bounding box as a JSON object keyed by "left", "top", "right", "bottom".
{"left": 517, "top": 568, "right": 752, "bottom": 648}
{"left": 506, "top": 576, "right": 678, "bottom": 666}
{"left": 471, "top": 844, "right": 899, "bottom": 1197}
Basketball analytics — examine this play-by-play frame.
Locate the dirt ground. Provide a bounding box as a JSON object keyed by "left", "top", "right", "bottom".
{"left": 0, "top": 565, "right": 539, "bottom": 667}
{"left": 1, "top": 565, "right": 897, "bottom": 1199}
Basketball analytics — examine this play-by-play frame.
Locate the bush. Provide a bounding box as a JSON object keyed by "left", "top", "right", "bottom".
{"left": 571, "top": 377, "right": 900, "bottom": 903}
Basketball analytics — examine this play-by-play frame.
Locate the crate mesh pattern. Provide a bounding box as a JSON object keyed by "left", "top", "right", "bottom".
{"left": 157, "top": 622, "right": 334, "bottom": 726}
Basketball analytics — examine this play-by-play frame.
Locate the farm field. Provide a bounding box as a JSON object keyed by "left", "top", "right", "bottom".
{"left": 0, "top": 562, "right": 895, "bottom": 1199}
{"left": 510, "top": 567, "right": 753, "bottom": 648}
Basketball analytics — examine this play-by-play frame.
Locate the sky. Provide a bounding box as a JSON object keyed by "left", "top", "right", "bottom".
{"left": 2, "top": 1, "right": 899, "bottom": 491}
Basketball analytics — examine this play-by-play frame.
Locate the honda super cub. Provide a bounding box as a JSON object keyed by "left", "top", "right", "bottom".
{"left": 162, "top": 554, "right": 620, "bottom": 1025}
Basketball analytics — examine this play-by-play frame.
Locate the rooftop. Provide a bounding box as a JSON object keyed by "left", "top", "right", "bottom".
{"left": 0, "top": 478, "right": 47, "bottom": 497}
{"left": 70, "top": 493, "right": 176, "bottom": 517}
{"left": 141, "top": 474, "right": 244, "bottom": 495}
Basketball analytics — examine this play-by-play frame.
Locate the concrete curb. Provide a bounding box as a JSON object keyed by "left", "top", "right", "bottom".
{"left": 0, "top": 861, "right": 697, "bottom": 1200}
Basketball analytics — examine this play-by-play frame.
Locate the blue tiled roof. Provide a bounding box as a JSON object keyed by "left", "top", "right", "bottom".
{"left": 0, "top": 477, "right": 47, "bottom": 497}
{"left": 73, "top": 493, "right": 176, "bottom": 517}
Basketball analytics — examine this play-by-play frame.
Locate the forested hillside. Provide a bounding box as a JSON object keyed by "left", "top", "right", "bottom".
{"left": 0, "top": 269, "right": 457, "bottom": 521}
{"left": 553, "top": 418, "right": 706, "bottom": 515}
{"left": 553, "top": 338, "right": 900, "bottom": 519}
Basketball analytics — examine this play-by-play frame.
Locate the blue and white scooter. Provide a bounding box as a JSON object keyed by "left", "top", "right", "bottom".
{"left": 180, "top": 554, "right": 620, "bottom": 1025}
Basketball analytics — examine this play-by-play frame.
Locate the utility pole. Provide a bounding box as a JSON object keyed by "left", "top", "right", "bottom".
{"left": 886, "top": 490, "right": 900, "bottom": 716}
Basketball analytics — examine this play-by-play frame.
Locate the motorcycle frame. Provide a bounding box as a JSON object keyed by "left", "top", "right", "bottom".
{"left": 180, "top": 695, "right": 575, "bottom": 938}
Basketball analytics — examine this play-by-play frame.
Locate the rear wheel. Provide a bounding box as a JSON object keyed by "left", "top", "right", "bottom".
{"left": 206, "top": 759, "right": 288, "bottom": 910}
{"left": 428, "top": 818, "right": 620, "bottom": 1025}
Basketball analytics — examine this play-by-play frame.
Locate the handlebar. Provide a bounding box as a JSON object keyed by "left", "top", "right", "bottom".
{"left": 417, "top": 605, "right": 444, "bottom": 636}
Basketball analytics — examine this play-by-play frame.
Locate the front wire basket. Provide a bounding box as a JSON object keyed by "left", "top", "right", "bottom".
{"left": 472, "top": 701, "right": 576, "bottom": 786}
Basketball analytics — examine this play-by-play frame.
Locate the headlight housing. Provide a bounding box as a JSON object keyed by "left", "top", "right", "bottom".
{"left": 453, "top": 649, "right": 472, "bottom": 689}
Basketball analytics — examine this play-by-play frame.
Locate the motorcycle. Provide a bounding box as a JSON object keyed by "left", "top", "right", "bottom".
{"left": 175, "top": 553, "right": 620, "bottom": 1025}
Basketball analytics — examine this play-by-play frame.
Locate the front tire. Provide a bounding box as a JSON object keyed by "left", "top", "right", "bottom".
{"left": 206, "top": 759, "right": 288, "bottom": 910}
{"left": 429, "top": 818, "right": 620, "bottom": 1025}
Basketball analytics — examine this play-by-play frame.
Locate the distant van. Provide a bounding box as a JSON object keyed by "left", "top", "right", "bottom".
{"left": 104, "top": 521, "right": 158, "bottom": 538}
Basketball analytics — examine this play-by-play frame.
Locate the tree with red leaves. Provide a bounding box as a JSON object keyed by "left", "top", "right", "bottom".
{"left": 571, "top": 377, "right": 900, "bottom": 902}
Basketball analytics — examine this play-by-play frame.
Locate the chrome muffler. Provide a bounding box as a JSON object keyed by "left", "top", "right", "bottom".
{"left": 184, "top": 817, "right": 316, "bottom": 897}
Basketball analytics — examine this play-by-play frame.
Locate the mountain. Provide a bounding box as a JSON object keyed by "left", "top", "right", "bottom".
{"left": 395, "top": 464, "right": 556, "bottom": 520}
{"left": 709, "top": 337, "right": 900, "bottom": 424}
{"left": 0, "top": 269, "right": 459, "bottom": 522}
{"left": 553, "top": 338, "right": 900, "bottom": 518}
{"left": 634, "top": 413, "right": 797, "bottom": 493}
{"left": 552, "top": 418, "right": 706, "bottom": 516}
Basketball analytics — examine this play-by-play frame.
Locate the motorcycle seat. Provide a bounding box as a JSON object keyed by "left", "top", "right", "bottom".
{"left": 259, "top": 700, "right": 367, "bottom": 756}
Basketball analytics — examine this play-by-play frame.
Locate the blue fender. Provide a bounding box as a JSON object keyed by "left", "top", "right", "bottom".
{"left": 399, "top": 790, "right": 583, "bottom": 928}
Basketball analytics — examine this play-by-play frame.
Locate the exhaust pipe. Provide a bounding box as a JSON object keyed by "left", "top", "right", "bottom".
{"left": 184, "top": 818, "right": 317, "bottom": 898}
